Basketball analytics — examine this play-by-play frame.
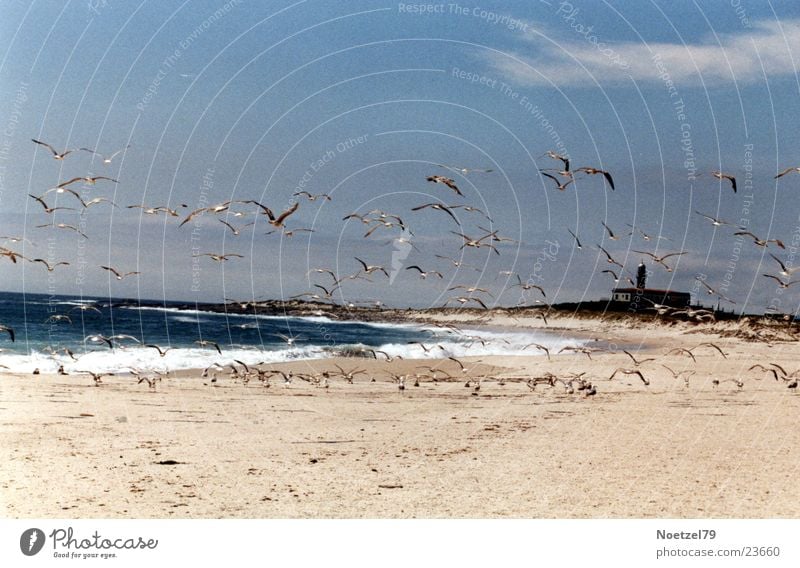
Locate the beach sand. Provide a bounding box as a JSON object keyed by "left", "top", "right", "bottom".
{"left": 2, "top": 311, "right": 799, "bottom": 518}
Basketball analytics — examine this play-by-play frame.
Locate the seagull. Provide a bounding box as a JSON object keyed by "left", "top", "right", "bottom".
{"left": 36, "top": 223, "right": 88, "bottom": 239}
{"left": 307, "top": 268, "right": 340, "bottom": 284}
{"left": 627, "top": 225, "right": 670, "bottom": 242}
{"left": 259, "top": 202, "right": 300, "bottom": 228}
{"left": 127, "top": 205, "right": 181, "bottom": 217}
{"left": 447, "top": 285, "right": 493, "bottom": 297}
{"left": 79, "top": 197, "right": 117, "bottom": 209}
{"left": 363, "top": 221, "right": 407, "bottom": 238}
{"left": 311, "top": 283, "right": 339, "bottom": 298}
{"left": 144, "top": 344, "right": 173, "bottom": 357}
{"left": 632, "top": 250, "right": 687, "bottom": 272}
{"left": 539, "top": 171, "right": 573, "bottom": 191}
{"left": 522, "top": 342, "right": 551, "bottom": 360}
{"left": 734, "top": 231, "right": 785, "bottom": 249}
{"left": 85, "top": 334, "right": 115, "bottom": 349}
{"left": 748, "top": 364, "right": 783, "bottom": 381}
{"left": 29, "top": 258, "right": 69, "bottom": 272}
{"left": 405, "top": 265, "right": 443, "bottom": 279}
{"left": 437, "top": 164, "right": 493, "bottom": 175}
{"left": 266, "top": 228, "right": 314, "bottom": 238}
{"left": 450, "top": 230, "right": 499, "bottom": 254}
{"left": 100, "top": 266, "right": 141, "bottom": 280}
{"left": 410, "top": 202, "right": 460, "bottom": 224}
{"left": 57, "top": 176, "right": 118, "bottom": 188}
{"left": 448, "top": 204, "right": 492, "bottom": 222}
{"left": 0, "top": 324, "right": 15, "bottom": 342}
{"left": 768, "top": 253, "right": 800, "bottom": 277}
{"left": 292, "top": 191, "right": 331, "bottom": 201}
{"left": 762, "top": 274, "right": 800, "bottom": 289}
{"left": 194, "top": 253, "right": 244, "bottom": 262}
{"left": 690, "top": 342, "right": 728, "bottom": 359}
{"left": 45, "top": 314, "right": 72, "bottom": 324}
{"left": 1, "top": 248, "right": 28, "bottom": 264}
{"left": 333, "top": 364, "right": 366, "bottom": 383}
{"left": 29, "top": 194, "right": 77, "bottom": 214}
{"left": 601, "top": 269, "right": 620, "bottom": 283}
{"left": 137, "top": 376, "right": 162, "bottom": 389}
{"left": 435, "top": 255, "right": 471, "bottom": 268}
{"left": 609, "top": 368, "right": 650, "bottom": 385}
{"left": 78, "top": 370, "right": 115, "bottom": 385}
{"left": 354, "top": 257, "right": 389, "bottom": 278}
{"left": 79, "top": 145, "right": 130, "bottom": 164}
{"left": 575, "top": 167, "right": 615, "bottom": 190}
{"left": 695, "top": 211, "right": 733, "bottom": 227}
{"left": 219, "top": 219, "right": 254, "bottom": 235}
{"left": 558, "top": 346, "right": 598, "bottom": 360}
{"left": 31, "top": 139, "right": 75, "bottom": 160}
{"left": 512, "top": 275, "right": 546, "bottom": 297}
{"left": 276, "top": 333, "right": 302, "bottom": 346}
{"left": 601, "top": 222, "right": 620, "bottom": 240}
{"left": 178, "top": 200, "right": 235, "bottom": 227}
{"left": 69, "top": 304, "right": 102, "bottom": 315}
{"left": 542, "top": 150, "right": 570, "bottom": 171}
{"left": 712, "top": 170, "right": 737, "bottom": 193}
{"left": 622, "top": 349, "right": 655, "bottom": 366}
{"left": 194, "top": 339, "right": 222, "bottom": 354}
{"left": 597, "top": 245, "right": 624, "bottom": 269}
{"left": 444, "top": 296, "right": 488, "bottom": 309}
{"left": 665, "top": 347, "right": 697, "bottom": 362}
{"left": 695, "top": 278, "right": 736, "bottom": 304}
{"left": 426, "top": 175, "right": 463, "bottom": 196}
{"left": 567, "top": 228, "right": 583, "bottom": 249}
{"left": 775, "top": 166, "right": 800, "bottom": 179}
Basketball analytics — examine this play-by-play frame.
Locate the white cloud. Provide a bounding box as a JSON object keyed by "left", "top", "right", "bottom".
{"left": 483, "top": 19, "right": 800, "bottom": 87}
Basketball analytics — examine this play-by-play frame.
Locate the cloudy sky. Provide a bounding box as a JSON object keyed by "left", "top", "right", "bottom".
{"left": 1, "top": 0, "right": 800, "bottom": 312}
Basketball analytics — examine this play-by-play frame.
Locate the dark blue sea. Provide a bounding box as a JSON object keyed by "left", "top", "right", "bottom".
{"left": 0, "top": 292, "right": 578, "bottom": 373}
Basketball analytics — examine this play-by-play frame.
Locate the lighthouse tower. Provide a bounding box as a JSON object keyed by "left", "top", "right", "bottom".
{"left": 636, "top": 261, "right": 647, "bottom": 289}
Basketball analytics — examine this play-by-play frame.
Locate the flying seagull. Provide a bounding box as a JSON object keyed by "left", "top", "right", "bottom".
{"left": 426, "top": 175, "right": 463, "bottom": 196}
{"left": 31, "top": 139, "right": 75, "bottom": 160}
{"left": 712, "top": 171, "right": 737, "bottom": 193}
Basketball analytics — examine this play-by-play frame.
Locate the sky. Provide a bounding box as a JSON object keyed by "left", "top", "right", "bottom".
{"left": 1, "top": 0, "right": 800, "bottom": 312}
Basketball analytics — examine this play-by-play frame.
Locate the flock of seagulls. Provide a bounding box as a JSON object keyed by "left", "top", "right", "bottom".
{"left": 1, "top": 138, "right": 799, "bottom": 395}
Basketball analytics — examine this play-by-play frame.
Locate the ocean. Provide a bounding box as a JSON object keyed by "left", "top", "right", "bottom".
{"left": 0, "top": 292, "right": 579, "bottom": 373}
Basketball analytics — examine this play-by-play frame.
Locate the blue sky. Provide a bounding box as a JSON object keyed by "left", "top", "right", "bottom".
{"left": 1, "top": 0, "right": 800, "bottom": 312}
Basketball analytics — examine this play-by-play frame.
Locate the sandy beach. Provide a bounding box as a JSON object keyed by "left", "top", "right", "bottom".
{"left": 2, "top": 310, "right": 799, "bottom": 518}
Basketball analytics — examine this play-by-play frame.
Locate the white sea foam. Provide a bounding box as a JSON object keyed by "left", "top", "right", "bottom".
{"left": 0, "top": 345, "right": 328, "bottom": 374}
